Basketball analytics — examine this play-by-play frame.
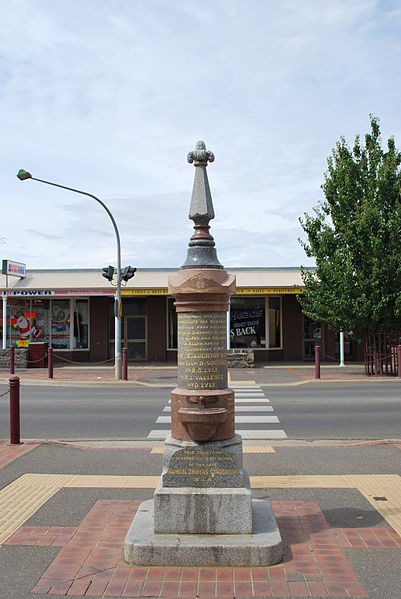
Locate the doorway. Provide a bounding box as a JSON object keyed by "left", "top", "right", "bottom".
{"left": 123, "top": 314, "right": 147, "bottom": 360}
{"left": 109, "top": 298, "right": 147, "bottom": 361}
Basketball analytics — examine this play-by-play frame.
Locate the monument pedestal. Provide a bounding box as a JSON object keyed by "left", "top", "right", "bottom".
{"left": 124, "top": 434, "right": 283, "bottom": 566}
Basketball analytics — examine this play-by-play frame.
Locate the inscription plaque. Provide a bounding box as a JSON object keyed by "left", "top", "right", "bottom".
{"left": 163, "top": 446, "right": 245, "bottom": 488}
{"left": 177, "top": 312, "right": 227, "bottom": 390}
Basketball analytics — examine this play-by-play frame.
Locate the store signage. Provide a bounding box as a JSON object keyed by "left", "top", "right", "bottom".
{"left": 122, "top": 288, "right": 168, "bottom": 296}
{"left": 235, "top": 287, "right": 303, "bottom": 295}
{"left": 16, "top": 339, "right": 29, "bottom": 348}
{"left": 2, "top": 260, "right": 26, "bottom": 278}
{"left": 53, "top": 289, "right": 115, "bottom": 296}
{"left": 3, "top": 290, "right": 54, "bottom": 297}
{"left": 2, "top": 289, "right": 115, "bottom": 297}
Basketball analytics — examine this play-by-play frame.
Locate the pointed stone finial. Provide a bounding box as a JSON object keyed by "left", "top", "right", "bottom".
{"left": 181, "top": 141, "right": 223, "bottom": 270}
{"left": 187, "top": 141, "right": 215, "bottom": 166}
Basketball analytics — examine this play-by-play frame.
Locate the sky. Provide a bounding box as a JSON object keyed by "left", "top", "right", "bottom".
{"left": 1, "top": 0, "right": 401, "bottom": 272}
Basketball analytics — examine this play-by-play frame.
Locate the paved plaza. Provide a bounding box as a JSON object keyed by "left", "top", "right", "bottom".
{"left": 1, "top": 365, "right": 401, "bottom": 597}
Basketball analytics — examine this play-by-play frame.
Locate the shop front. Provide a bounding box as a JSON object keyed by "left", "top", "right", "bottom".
{"left": 0, "top": 266, "right": 345, "bottom": 365}
{"left": 0, "top": 286, "right": 115, "bottom": 364}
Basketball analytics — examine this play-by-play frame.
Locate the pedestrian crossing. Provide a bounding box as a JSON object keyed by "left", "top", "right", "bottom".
{"left": 147, "top": 384, "right": 287, "bottom": 440}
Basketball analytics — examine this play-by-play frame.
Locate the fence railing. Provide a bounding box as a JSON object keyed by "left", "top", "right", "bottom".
{"left": 364, "top": 332, "right": 401, "bottom": 376}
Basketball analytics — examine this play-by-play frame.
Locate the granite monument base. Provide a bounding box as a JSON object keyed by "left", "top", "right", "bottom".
{"left": 124, "top": 498, "right": 283, "bottom": 567}
{"left": 154, "top": 480, "right": 252, "bottom": 534}
{"left": 154, "top": 435, "right": 252, "bottom": 534}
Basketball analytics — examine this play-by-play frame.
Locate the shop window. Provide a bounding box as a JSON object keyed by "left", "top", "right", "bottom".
{"left": 74, "top": 300, "right": 89, "bottom": 349}
{"left": 8, "top": 299, "right": 30, "bottom": 346}
{"left": 51, "top": 300, "right": 71, "bottom": 349}
{"left": 230, "top": 297, "right": 266, "bottom": 349}
{"left": 268, "top": 297, "right": 281, "bottom": 348}
{"left": 167, "top": 298, "right": 178, "bottom": 349}
{"left": 303, "top": 316, "right": 322, "bottom": 360}
{"left": 4, "top": 298, "right": 90, "bottom": 350}
{"left": 31, "top": 299, "right": 49, "bottom": 342}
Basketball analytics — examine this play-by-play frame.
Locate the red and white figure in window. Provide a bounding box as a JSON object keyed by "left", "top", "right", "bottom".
{"left": 12, "top": 313, "right": 41, "bottom": 339}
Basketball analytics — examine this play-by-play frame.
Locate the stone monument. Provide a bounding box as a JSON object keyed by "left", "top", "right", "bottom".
{"left": 124, "top": 141, "right": 283, "bottom": 566}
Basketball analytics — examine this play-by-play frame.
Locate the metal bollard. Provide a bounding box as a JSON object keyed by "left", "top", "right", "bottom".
{"left": 9, "top": 375, "right": 21, "bottom": 444}
{"left": 9, "top": 347, "right": 15, "bottom": 375}
{"left": 48, "top": 347, "right": 53, "bottom": 379}
{"left": 315, "top": 344, "right": 321, "bottom": 379}
{"left": 398, "top": 345, "right": 401, "bottom": 379}
{"left": 122, "top": 347, "right": 128, "bottom": 380}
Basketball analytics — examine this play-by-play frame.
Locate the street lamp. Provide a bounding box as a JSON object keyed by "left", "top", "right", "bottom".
{"left": 17, "top": 169, "right": 122, "bottom": 380}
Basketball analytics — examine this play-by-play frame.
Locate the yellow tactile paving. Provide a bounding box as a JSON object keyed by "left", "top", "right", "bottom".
{"left": 244, "top": 446, "right": 275, "bottom": 453}
{"left": 343, "top": 475, "right": 401, "bottom": 536}
{"left": 2, "top": 473, "right": 401, "bottom": 543}
{"left": 151, "top": 445, "right": 275, "bottom": 454}
{"left": 250, "top": 474, "right": 401, "bottom": 537}
{"left": 0, "top": 473, "right": 75, "bottom": 544}
{"left": 64, "top": 475, "right": 160, "bottom": 488}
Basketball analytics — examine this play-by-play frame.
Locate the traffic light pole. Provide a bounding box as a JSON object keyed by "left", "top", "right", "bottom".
{"left": 17, "top": 173, "right": 122, "bottom": 380}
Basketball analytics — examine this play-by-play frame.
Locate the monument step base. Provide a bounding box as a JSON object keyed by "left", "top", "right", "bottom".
{"left": 124, "top": 498, "right": 283, "bottom": 567}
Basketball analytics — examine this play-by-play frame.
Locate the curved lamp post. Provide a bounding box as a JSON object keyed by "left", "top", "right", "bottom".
{"left": 17, "top": 169, "right": 122, "bottom": 380}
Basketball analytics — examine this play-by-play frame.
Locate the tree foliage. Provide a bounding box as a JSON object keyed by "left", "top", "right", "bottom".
{"left": 299, "top": 116, "right": 401, "bottom": 339}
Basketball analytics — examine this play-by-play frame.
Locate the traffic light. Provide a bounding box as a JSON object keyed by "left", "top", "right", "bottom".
{"left": 102, "top": 265, "right": 114, "bottom": 281}
{"left": 121, "top": 266, "right": 136, "bottom": 282}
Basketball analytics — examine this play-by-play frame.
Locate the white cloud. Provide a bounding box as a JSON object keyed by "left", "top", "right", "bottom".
{"left": 0, "top": 0, "right": 400, "bottom": 270}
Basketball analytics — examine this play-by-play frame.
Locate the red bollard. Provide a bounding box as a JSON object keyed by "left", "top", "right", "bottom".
{"left": 398, "top": 345, "right": 401, "bottom": 379}
{"left": 48, "top": 347, "right": 53, "bottom": 379}
{"left": 122, "top": 347, "right": 128, "bottom": 381}
{"left": 315, "top": 344, "right": 321, "bottom": 379}
{"left": 9, "top": 347, "right": 15, "bottom": 375}
{"left": 9, "top": 375, "right": 21, "bottom": 444}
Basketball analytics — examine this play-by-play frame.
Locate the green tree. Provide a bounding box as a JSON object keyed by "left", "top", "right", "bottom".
{"left": 299, "top": 116, "right": 401, "bottom": 340}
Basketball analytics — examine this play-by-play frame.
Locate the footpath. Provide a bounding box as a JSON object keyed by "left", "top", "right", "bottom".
{"left": 0, "top": 363, "right": 401, "bottom": 598}
{"left": 0, "top": 361, "right": 388, "bottom": 387}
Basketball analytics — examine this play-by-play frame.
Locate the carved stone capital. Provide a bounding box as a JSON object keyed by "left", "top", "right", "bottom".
{"left": 168, "top": 269, "right": 236, "bottom": 312}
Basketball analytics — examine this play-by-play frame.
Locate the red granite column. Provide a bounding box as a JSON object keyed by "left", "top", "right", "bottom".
{"left": 169, "top": 268, "right": 236, "bottom": 441}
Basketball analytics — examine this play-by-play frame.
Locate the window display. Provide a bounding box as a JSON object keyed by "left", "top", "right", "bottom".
{"left": 31, "top": 299, "right": 49, "bottom": 342}
{"left": 51, "top": 300, "right": 70, "bottom": 349}
{"left": 4, "top": 297, "right": 89, "bottom": 350}
{"left": 230, "top": 297, "right": 266, "bottom": 348}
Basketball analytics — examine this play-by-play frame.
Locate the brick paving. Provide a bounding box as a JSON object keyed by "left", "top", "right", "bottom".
{"left": 3, "top": 498, "right": 390, "bottom": 597}
{"left": 0, "top": 440, "right": 38, "bottom": 467}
